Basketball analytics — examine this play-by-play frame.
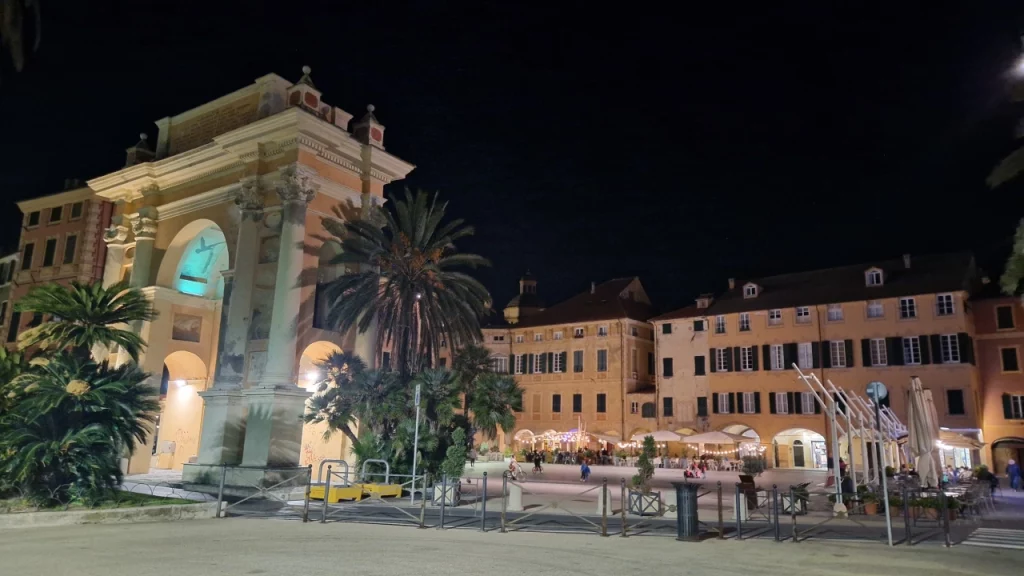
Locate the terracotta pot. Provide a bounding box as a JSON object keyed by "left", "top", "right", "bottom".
{"left": 863, "top": 502, "right": 878, "bottom": 515}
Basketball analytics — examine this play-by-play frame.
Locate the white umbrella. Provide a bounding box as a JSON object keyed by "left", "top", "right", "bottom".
{"left": 908, "top": 377, "right": 940, "bottom": 487}
{"left": 681, "top": 431, "right": 750, "bottom": 444}
{"left": 630, "top": 430, "right": 682, "bottom": 442}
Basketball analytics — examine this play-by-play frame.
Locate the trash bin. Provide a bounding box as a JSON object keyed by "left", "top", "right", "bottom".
{"left": 672, "top": 481, "right": 700, "bottom": 541}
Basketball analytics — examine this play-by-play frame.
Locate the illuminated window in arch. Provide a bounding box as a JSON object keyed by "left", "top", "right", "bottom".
{"left": 173, "top": 228, "right": 228, "bottom": 298}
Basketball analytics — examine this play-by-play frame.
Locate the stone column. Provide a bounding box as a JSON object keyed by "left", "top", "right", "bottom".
{"left": 353, "top": 191, "right": 379, "bottom": 368}
{"left": 192, "top": 179, "right": 266, "bottom": 470}
{"left": 241, "top": 165, "right": 315, "bottom": 468}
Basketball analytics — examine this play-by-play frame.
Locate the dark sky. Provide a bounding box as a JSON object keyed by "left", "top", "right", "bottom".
{"left": 2, "top": 1, "right": 1024, "bottom": 313}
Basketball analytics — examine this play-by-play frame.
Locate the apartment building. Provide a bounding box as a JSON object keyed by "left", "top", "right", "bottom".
{"left": 973, "top": 282, "right": 1024, "bottom": 473}
{"left": 483, "top": 276, "right": 656, "bottom": 450}
{"left": 649, "top": 294, "right": 713, "bottom": 445}
{"left": 9, "top": 183, "right": 112, "bottom": 347}
{"left": 654, "top": 252, "right": 983, "bottom": 469}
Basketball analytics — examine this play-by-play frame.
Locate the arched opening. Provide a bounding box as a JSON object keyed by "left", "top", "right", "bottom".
{"left": 156, "top": 219, "right": 229, "bottom": 299}
{"left": 298, "top": 340, "right": 351, "bottom": 468}
{"left": 152, "top": 351, "right": 208, "bottom": 471}
{"left": 992, "top": 438, "right": 1024, "bottom": 476}
{"left": 773, "top": 428, "right": 827, "bottom": 470}
{"left": 721, "top": 424, "right": 763, "bottom": 459}
{"left": 313, "top": 240, "right": 345, "bottom": 330}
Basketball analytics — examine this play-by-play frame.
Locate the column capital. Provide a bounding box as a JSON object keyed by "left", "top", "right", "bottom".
{"left": 235, "top": 177, "right": 267, "bottom": 221}
{"left": 276, "top": 164, "right": 318, "bottom": 205}
{"left": 130, "top": 216, "right": 158, "bottom": 241}
{"left": 104, "top": 224, "right": 130, "bottom": 245}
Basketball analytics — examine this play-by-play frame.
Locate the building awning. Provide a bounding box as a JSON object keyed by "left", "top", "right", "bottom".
{"left": 592, "top": 434, "right": 621, "bottom": 444}
{"left": 938, "top": 430, "right": 984, "bottom": 450}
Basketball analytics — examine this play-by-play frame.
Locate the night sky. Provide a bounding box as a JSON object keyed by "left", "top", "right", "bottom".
{"left": 2, "top": 2, "right": 1024, "bottom": 313}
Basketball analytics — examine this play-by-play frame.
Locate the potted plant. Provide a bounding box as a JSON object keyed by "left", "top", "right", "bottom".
{"left": 741, "top": 456, "right": 766, "bottom": 477}
{"left": 627, "top": 436, "right": 661, "bottom": 516}
{"left": 860, "top": 487, "right": 879, "bottom": 515}
{"left": 503, "top": 447, "right": 513, "bottom": 462}
{"left": 888, "top": 495, "right": 904, "bottom": 518}
{"left": 884, "top": 465, "right": 895, "bottom": 478}
{"left": 433, "top": 428, "right": 467, "bottom": 506}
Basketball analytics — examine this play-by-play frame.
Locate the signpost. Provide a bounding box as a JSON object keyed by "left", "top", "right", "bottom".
{"left": 867, "top": 381, "right": 893, "bottom": 547}
{"left": 410, "top": 383, "right": 422, "bottom": 504}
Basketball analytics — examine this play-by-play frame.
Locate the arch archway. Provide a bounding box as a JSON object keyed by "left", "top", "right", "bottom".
{"left": 156, "top": 219, "right": 229, "bottom": 298}
{"left": 992, "top": 438, "right": 1024, "bottom": 476}
{"left": 298, "top": 341, "right": 349, "bottom": 468}
{"left": 773, "top": 428, "right": 827, "bottom": 469}
{"left": 721, "top": 424, "right": 763, "bottom": 459}
{"left": 152, "top": 350, "right": 208, "bottom": 471}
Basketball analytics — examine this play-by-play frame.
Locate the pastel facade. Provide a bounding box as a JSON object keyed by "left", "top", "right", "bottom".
{"left": 649, "top": 296, "right": 712, "bottom": 448}
{"left": 9, "top": 68, "right": 414, "bottom": 479}
{"left": 483, "top": 277, "right": 656, "bottom": 450}
{"left": 654, "top": 253, "right": 983, "bottom": 469}
{"left": 973, "top": 289, "right": 1024, "bottom": 474}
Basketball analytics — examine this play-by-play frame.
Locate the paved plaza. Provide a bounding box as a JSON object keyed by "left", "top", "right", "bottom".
{"left": 2, "top": 517, "right": 1021, "bottom": 576}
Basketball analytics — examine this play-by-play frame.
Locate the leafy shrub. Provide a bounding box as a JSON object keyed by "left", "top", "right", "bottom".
{"left": 632, "top": 436, "right": 656, "bottom": 493}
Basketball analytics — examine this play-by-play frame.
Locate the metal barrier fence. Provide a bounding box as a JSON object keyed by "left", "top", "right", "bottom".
{"left": 216, "top": 465, "right": 313, "bottom": 521}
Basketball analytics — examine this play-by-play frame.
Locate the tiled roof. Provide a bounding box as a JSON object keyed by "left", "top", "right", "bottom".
{"left": 655, "top": 251, "right": 976, "bottom": 319}
{"left": 650, "top": 304, "right": 706, "bottom": 322}
{"left": 500, "top": 277, "right": 656, "bottom": 329}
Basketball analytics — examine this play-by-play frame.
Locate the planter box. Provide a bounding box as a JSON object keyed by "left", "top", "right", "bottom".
{"left": 432, "top": 482, "right": 461, "bottom": 506}
{"left": 628, "top": 490, "right": 661, "bottom": 516}
{"left": 781, "top": 494, "right": 808, "bottom": 515}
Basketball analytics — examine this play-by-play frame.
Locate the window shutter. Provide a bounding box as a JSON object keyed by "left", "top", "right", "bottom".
{"left": 1003, "top": 393, "right": 1013, "bottom": 419}
{"left": 812, "top": 342, "right": 821, "bottom": 368}
{"left": 784, "top": 343, "right": 797, "bottom": 369}
{"left": 509, "top": 357, "right": 514, "bottom": 374}
{"left": 861, "top": 339, "right": 871, "bottom": 367}
{"left": 754, "top": 391, "right": 761, "bottom": 413}
{"left": 956, "top": 333, "right": 970, "bottom": 364}
{"left": 786, "top": 392, "right": 795, "bottom": 414}
{"left": 728, "top": 392, "right": 736, "bottom": 414}
{"left": 725, "top": 348, "right": 734, "bottom": 372}
{"left": 762, "top": 345, "right": 771, "bottom": 370}
{"left": 751, "top": 347, "right": 759, "bottom": 371}
{"left": 697, "top": 397, "right": 708, "bottom": 417}
{"left": 820, "top": 341, "right": 832, "bottom": 369}
{"left": 527, "top": 353, "right": 534, "bottom": 374}
{"left": 712, "top": 394, "right": 720, "bottom": 414}
{"left": 929, "top": 335, "right": 941, "bottom": 361}
{"left": 920, "top": 335, "right": 931, "bottom": 365}
{"left": 561, "top": 351, "right": 568, "bottom": 371}
{"left": 967, "top": 336, "right": 975, "bottom": 365}
{"left": 548, "top": 352, "right": 554, "bottom": 372}
{"left": 844, "top": 340, "right": 854, "bottom": 367}
{"left": 793, "top": 393, "right": 802, "bottom": 415}
{"left": 887, "top": 337, "right": 904, "bottom": 366}
{"left": 733, "top": 347, "right": 741, "bottom": 371}
{"left": 769, "top": 393, "right": 777, "bottom": 414}
{"left": 814, "top": 397, "right": 822, "bottom": 414}
{"left": 709, "top": 348, "right": 717, "bottom": 373}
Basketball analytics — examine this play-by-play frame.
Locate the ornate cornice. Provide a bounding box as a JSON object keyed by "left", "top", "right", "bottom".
{"left": 155, "top": 183, "right": 238, "bottom": 222}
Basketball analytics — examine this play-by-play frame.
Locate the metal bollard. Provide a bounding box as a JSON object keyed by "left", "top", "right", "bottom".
{"left": 620, "top": 478, "right": 628, "bottom": 538}
{"left": 216, "top": 464, "right": 227, "bottom": 519}
{"left": 418, "top": 473, "right": 428, "bottom": 529}
{"left": 734, "top": 483, "right": 743, "bottom": 540}
{"left": 320, "top": 465, "right": 332, "bottom": 524}
{"left": 902, "top": 483, "right": 912, "bottom": 546}
{"left": 438, "top": 474, "right": 447, "bottom": 530}
{"left": 772, "top": 485, "right": 780, "bottom": 542}
{"left": 940, "top": 490, "right": 951, "bottom": 548}
{"left": 790, "top": 486, "right": 798, "bottom": 543}
{"left": 601, "top": 478, "right": 609, "bottom": 537}
{"left": 717, "top": 482, "right": 724, "bottom": 538}
{"left": 302, "top": 465, "right": 313, "bottom": 523}
{"left": 481, "top": 472, "right": 488, "bottom": 532}
{"left": 500, "top": 472, "right": 508, "bottom": 533}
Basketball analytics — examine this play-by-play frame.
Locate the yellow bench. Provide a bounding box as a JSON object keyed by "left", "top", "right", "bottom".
{"left": 309, "top": 484, "right": 364, "bottom": 503}
{"left": 355, "top": 483, "right": 403, "bottom": 498}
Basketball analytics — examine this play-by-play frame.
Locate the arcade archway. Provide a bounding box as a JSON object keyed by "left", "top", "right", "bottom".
{"left": 773, "top": 428, "right": 827, "bottom": 469}
{"left": 152, "top": 350, "right": 208, "bottom": 471}
{"left": 298, "top": 341, "right": 352, "bottom": 468}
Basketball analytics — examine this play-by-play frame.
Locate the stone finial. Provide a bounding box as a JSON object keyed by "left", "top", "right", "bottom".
{"left": 125, "top": 132, "right": 155, "bottom": 167}
{"left": 353, "top": 104, "right": 386, "bottom": 148}
{"left": 297, "top": 65, "right": 315, "bottom": 89}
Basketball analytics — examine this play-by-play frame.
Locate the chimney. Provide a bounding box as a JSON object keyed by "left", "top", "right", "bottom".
{"left": 903, "top": 254, "right": 911, "bottom": 269}
{"left": 590, "top": 281, "right": 596, "bottom": 294}
{"left": 728, "top": 278, "right": 735, "bottom": 290}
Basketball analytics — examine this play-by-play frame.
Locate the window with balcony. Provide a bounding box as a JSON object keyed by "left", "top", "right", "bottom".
{"left": 597, "top": 326, "right": 608, "bottom": 336}
{"left": 573, "top": 327, "right": 584, "bottom": 338}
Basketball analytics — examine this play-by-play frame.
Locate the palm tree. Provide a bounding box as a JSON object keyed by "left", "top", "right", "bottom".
{"left": 1001, "top": 219, "right": 1024, "bottom": 297}
{"left": 0, "top": 348, "right": 26, "bottom": 414}
{"left": 466, "top": 372, "right": 523, "bottom": 441}
{"left": 452, "top": 344, "right": 492, "bottom": 416}
{"left": 322, "top": 189, "right": 491, "bottom": 376}
{"left": 15, "top": 280, "right": 157, "bottom": 361}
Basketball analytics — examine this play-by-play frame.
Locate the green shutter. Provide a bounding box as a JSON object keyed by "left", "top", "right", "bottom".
{"left": 769, "top": 392, "right": 777, "bottom": 414}
{"left": 786, "top": 392, "right": 795, "bottom": 414}
{"left": 710, "top": 348, "right": 717, "bottom": 373}
{"left": 697, "top": 397, "right": 708, "bottom": 417}
{"left": 784, "top": 343, "right": 797, "bottom": 369}
{"left": 733, "top": 347, "right": 741, "bottom": 371}
{"left": 820, "top": 341, "right": 832, "bottom": 369}
{"left": 527, "top": 353, "right": 534, "bottom": 374}
{"left": 793, "top": 392, "right": 802, "bottom": 415}
{"left": 751, "top": 347, "right": 759, "bottom": 371}
{"left": 762, "top": 345, "right": 771, "bottom": 370}
{"left": 1004, "top": 393, "right": 1013, "bottom": 419}
{"left": 920, "top": 336, "right": 931, "bottom": 365}
{"left": 753, "top": 391, "right": 761, "bottom": 414}
{"left": 844, "top": 340, "right": 854, "bottom": 367}
{"left": 930, "top": 335, "right": 942, "bottom": 362}
{"left": 967, "top": 336, "right": 976, "bottom": 365}
{"left": 728, "top": 392, "right": 736, "bottom": 414}
{"left": 861, "top": 339, "right": 871, "bottom": 367}
{"left": 812, "top": 342, "right": 821, "bottom": 368}
{"left": 712, "top": 394, "right": 719, "bottom": 414}
{"left": 956, "top": 333, "right": 970, "bottom": 364}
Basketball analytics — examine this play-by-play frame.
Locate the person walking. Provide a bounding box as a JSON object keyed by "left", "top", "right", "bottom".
{"left": 468, "top": 448, "right": 477, "bottom": 468}
{"left": 580, "top": 459, "right": 591, "bottom": 482}
{"left": 1008, "top": 459, "right": 1022, "bottom": 491}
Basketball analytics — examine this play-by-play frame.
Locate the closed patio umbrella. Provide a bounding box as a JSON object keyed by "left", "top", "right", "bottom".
{"left": 908, "top": 377, "right": 940, "bottom": 488}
